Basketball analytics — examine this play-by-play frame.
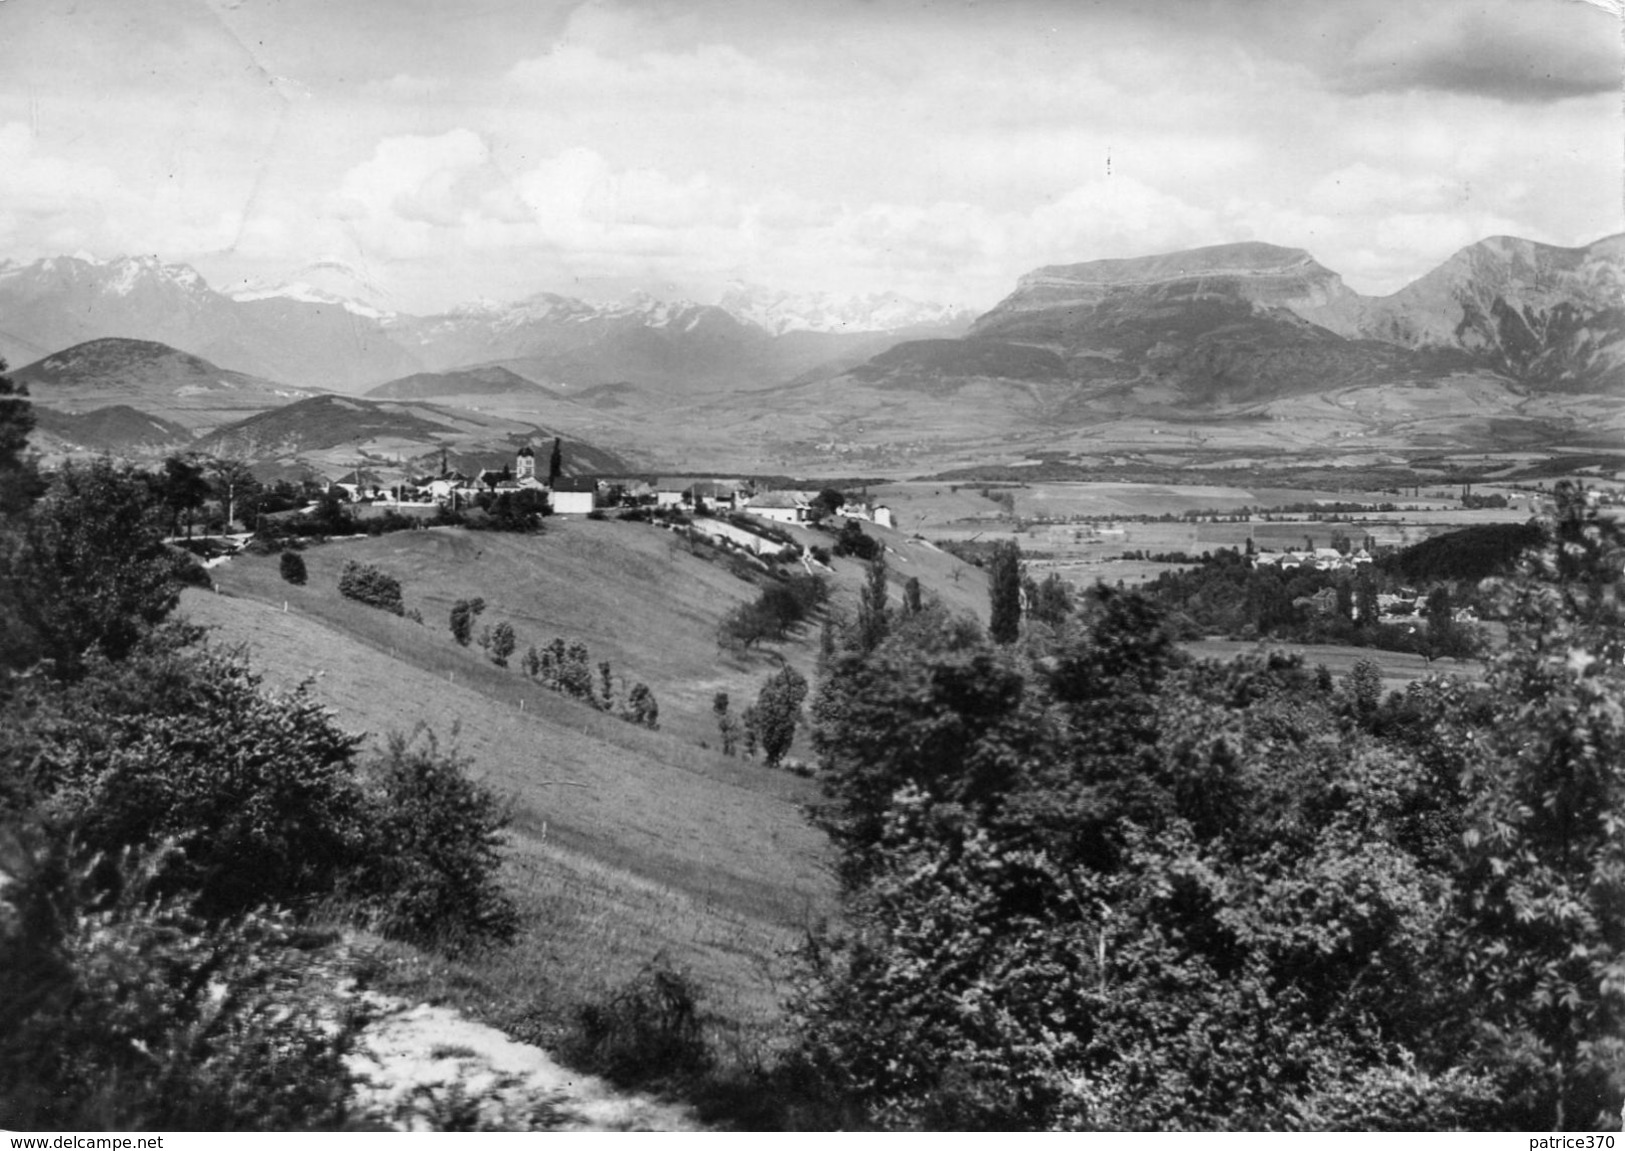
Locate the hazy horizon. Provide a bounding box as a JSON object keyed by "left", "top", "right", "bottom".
{"left": 2, "top": 0, "right": 1620, "bottom": 314}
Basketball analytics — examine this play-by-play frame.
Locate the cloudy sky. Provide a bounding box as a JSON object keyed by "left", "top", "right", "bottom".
{"left": 1, "top": 0, "right": 1620, "bottom": 313}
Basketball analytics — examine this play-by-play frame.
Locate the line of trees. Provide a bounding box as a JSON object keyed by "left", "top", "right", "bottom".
{"left": 447, "top": 596, "right": 659, "bottom": 728}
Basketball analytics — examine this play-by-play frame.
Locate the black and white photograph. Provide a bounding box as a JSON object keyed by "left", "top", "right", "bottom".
{"left": 0, "top": 0, "right": 1622, "bottom": 1133}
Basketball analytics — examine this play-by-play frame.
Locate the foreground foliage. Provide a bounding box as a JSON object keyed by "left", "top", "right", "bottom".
{"left": 0, "top": 839, "right": 365, "bottom": 1130}
{"left": 793, "top": 484, "right": 1625, "bottom": 1130}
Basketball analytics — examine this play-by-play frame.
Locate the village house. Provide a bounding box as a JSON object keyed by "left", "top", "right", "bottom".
{"left": 654, "top": 478, "right": 689, "bottom": 509}
{"left": 687, "top": 480, "right": 748, "bottom": 512}
{"left": 1251, "top": 548, "right": 1373, "bottom": 573}
{"left": 744, "top": 490, "right": 815, "bottom": 524}
{"left": 551, "top": 476, "right": 597, "bottom": 515}
{"left": 835, "top": 500, "right": 895, "bottom": 529}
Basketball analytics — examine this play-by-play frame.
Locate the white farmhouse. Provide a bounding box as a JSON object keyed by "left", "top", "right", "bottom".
{"left": 552, "top": 476, "right": 597, "bottom": 515}
{"left": 745, "top": 490, "right": 814, "bottom": 524}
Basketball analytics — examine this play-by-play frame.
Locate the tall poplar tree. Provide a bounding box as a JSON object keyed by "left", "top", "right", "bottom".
{"left": 988, "top": 540, "right": 1022, "bottom": 644}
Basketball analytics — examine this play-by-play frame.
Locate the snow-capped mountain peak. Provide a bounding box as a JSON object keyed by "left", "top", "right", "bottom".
{"left": 10, "top": 253, "right": 212, "bottom": 297}
{"left": 223, "top": 259, "right": 398, "bottom": 319}
{"left": 104, "top": 254, "right": 208, "bottom": 296}
{"left": 225, "top": 278, "right": 392, "bottom": 319}
{"left": 716, "top": 281, "right": 973, "bottom": 335}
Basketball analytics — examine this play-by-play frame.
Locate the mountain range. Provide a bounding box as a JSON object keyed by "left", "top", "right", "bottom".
{"left": 0, "top": 254, "right": 972, "bottom": 395}
{"left": 897, "top": 235, "right": 1624, "bottom": 401}
{"left": 2, "top": 233, "right": 1620, "bottom": 471}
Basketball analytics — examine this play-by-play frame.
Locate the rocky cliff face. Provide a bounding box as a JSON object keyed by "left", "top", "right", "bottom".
{"left": 977, "top": 242, "right": 1362, "bottom": 328}
{"left": 1324, "top": 235, "right": 1625, "bottom": 391}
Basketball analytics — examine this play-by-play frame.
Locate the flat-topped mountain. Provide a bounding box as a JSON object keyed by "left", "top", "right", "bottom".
{"left": 848, "top": 234, "right": 1622, "bottom": 408}
{"left": 982, "top": 241, "right": 1360, "bottom": 319}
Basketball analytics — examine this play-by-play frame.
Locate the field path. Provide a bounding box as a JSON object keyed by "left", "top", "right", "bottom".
{"left": 349, "top": 992, "right": 701, "bottom": 1131}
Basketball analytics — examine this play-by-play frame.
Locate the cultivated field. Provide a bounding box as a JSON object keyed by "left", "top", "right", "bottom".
{"left": 869, "top": 478, "right": 1534, "bottom": 586}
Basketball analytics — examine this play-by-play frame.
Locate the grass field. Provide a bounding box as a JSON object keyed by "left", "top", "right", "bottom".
{"left": 182, "top": 515, "right": 989, "bottom": 1059}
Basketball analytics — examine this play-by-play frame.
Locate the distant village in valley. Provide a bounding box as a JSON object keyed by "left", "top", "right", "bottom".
{"left": 328, "top": 440, "right": 895, "bottom": 538}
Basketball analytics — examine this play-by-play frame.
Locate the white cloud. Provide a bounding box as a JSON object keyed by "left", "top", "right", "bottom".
{"left": 0, "top": 121, "right": 245, "bottom": 257}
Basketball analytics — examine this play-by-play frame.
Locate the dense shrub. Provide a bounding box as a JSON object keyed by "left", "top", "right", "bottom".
{"left": 6, "top": 634, "right": 368, "bottom": 918}
{"left": 792, "top": 486, "right": 1625, "bottom": 1130}
{"left": 0, "top": 838, "right": 364, "bottom": 1131}
{"left": 461, "top": 489, "right": 548, "bottom": 533}
{"left": 623, "top": 682, "right": 659, "bottom": 729}
{"left": 1382, "top": 520, "right": 1543, "bottom": 583}
{"left": 338, "top": 560, "right": 404, "bottom": 615}
{"left": 166, "top": 547, "right": 213, "bottom": 589}
{"left": 449, "top": 597, "right": 485, "bottom": 645}
{"left": 717, "top": 574, "right": 828, "bottom": 650}
{"left": 563, "top": 959, "right": 712, "bottom": 1087}
{"left": 489, "top": 621, "right": 516, "bottom": 667}
{"left": 345, "top": 729, "right": 518, "bottom": 952}
{"left": 3, "top": 458, "right": 180, "bottom": 676}
{"left": 832, "top": 520, "right": 879, "bottom": 561}
{"left": 280, "top": 550, "right": 308, "bottom": 585}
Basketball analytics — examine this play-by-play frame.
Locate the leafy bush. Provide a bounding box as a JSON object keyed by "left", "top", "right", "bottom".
{"left": 345, "top": 728, "right": 518, "bottom": 952}
{"left": 754, "top": 665, "right": 808, "bottom": 767}
{"left": 4, "top": 458, "right": 180, "bottom": 676}
{"left": 8, "top": 634, "right": 368, "bottom": 918}
{"left": 460, "top": 489, "right": 548, "bottom": 534}
{"left": 449, "top": 597, "right": 485, "bottom": 645}
{"left": 489, "top": 621, "right": 516, "bottom": 667}
{"left": 0, "top": 836, "right": 365, "bottom": 1131}
{"left": 832, "top": 519, "right": 879, "bottom": 561}
{"left": 338, "top": 560, "right": 404, "bottom": 615}
{"left": 280, "top": 550, "right": 308, "bottom": 585}
{"left": 717, "top": 574, "right": 828, "bottom": 650}
{"left": 166, "top": 546, "right": 213, "bottom": 589}
{"left": 624, "top": 683, "right": 659, "bottom": 729}
{"left": 563, "top": 958, "right": 712, "bottom": 1087}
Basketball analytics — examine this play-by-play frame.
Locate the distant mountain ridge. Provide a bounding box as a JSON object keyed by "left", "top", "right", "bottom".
{"left": 5, "top": 235, "right": 1620, "bottom": 467}
{"left": 860, "top": 235, "right": 1623, "bottom": 406}
{"left": 0, "top": 253, "right": 973, "bottom": 395}
{"left": 11, "top": 337, "right": 318, "bottom": 423}
{"left": 10, "top": 337, "right": 633, "bottom": 475}
{"left": 0, "top": 255, "right": 421, "bottom": 390}
{"left": 31, "top": 405, "right": 192, "bottom": 454}
{"left": 192, "top": 393, "right": 632, "bottom": 476}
